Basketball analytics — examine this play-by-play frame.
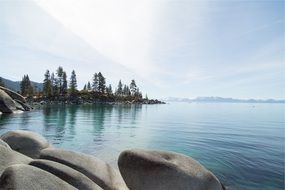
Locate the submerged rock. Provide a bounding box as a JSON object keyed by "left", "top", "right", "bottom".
{"left": 0, "top": 164, "right": 77, "bottom": 190}
{"left": 30, "top": 159, "right": 103, "bottom": 190}
{"left": 40, "top": 148, "right": 128, "bottom": 190}
{"left": 0, "top": 89, "right": 17, "bottom": 113}
{"left": 1, "top": 130, "right": 50, "bottom": 158}
{"left": 118, "top": 149, "right": 224, "bottom": 190}
{"left": 0, "top": 145, "right": 32, "bottom": 176}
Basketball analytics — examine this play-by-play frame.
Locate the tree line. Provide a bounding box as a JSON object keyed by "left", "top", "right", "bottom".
{"left": 18, "top": 66, "right": 145, "bottom": 101}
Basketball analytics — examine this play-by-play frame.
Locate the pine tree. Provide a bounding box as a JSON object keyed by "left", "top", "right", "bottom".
{"left": 43, "top": 70, "right": 52, "bottom": 97}
{"left": 87, "top": 82, "right": 91, "bottom": 91}
{"left": 145, "top": 94, "right": 148, "bottom": 100}
{"left": 97, "top": 72, "right": 106, "bottom": 93}
{"left": 56, "top": 66, "right": 64, "bottom": 95}
{"left": 0, "top": 77, "right": 5, "bottom": 87}
{"left": 106, "top": 84, "right": 113, "bottom": 95}
{"left": 130, "top": 80, "right": 137, "bottom": 96}
{"left": 83, "top": 84, "right": 87, "bottom": 91}
{"left": 116, "top": 80, "right": 123, "bottom": 95}
{"left": 20, "top": 75, "right": 33, "bottom": 97}
{"left": 51, "top": 72, "right": 58, "bottom": 96}
{"left": 62, "top": 71, "right": 68, "bottom": 95}
{"left": 92, "top": 73, "right": 99, "bottom": 91}
{"left": 69, "top": 70, "right": 77, "bottom": 95}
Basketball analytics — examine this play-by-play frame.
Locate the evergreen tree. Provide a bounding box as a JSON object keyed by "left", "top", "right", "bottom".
{"left": 116, "top": 80, "right": 123, "bottom": 95}
{"left": 87, "top": 82, "right": 91, "bottom": 91}
{"left": 62, "top": 72, "right": 68, "bottom": 95}
{"left": 97, "top": 72, "right": 106, "bottom": 93}
{"left": 43, "top": 70, "right": 52, "bottom": 97}
{"left": 145, "top": 94, "right": 148, "bottom": 100}
{"left": 69, "top": 70, "right": 77, "bottom": 95}
{"left": 51, "top": 72, "right": 58, "bottom": 96}
{"left": 83, "top": 84, "right": 87, "bottom": 91}
{"left": 56, "top": 66, "right": 64, "bottom": 94}
{"left": 20, "top": 75, "right": 33, "bottom": 97}
{"left": 130, "top": 80, "right": 137, "bottom": 96}
{"left": 92, "top": 73, "right": 99, "bottom": 91}
{"left": 0, "top": 77, "right": 5, "bottom": 87}
{"left": 106, "top": 84, "right": 113, "bottom": 95}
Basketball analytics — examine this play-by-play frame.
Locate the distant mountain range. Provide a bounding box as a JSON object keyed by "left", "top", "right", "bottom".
{"left": 164, "top": 96, "right": 285, "bottom": 103}
{"left": 0, "top": 77, "right": 43, "bottom": 92}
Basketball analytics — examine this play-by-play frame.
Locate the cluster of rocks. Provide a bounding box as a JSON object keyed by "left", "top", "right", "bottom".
{"left": 0, "top": 87, "right": 32, "bottom": 113}
{"left": 0, "top": 130, "right": 225, "bottom": 190}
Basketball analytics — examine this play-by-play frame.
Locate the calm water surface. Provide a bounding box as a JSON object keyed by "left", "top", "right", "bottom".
{"left": 0, "top": 103, "right": 284, "bottom": 190}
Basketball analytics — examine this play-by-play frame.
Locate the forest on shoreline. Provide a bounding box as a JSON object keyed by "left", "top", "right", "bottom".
{"left": 0, "top": 66, "right": 164, "bottom": 105}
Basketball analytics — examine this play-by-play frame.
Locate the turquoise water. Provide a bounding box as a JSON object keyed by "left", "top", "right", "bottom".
{"left": 0, "top": 103, "right": 284, "bottom": 190}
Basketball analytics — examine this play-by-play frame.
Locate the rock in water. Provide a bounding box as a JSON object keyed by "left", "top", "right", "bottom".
{"left": 118, "top": 149, "right": 224, "bottom": 190}
{"left": 1, "top": 130, "right": 50, "bottom": 158}
{"left": 0, "top": 86, "right": 26, "bottom": 103}
{"left": 40, "top": 148, "right": 128, "bottom": 190}
{"left": 0, "top": 145, "right": 32, "bottom": 176}
{"left": 30, "top": 159, "right": 103, "bottom": 190}
{"left": 0, "top": 89, "right": 17, "bottom": 113}
{"left": 0, "top": 164, "right": 77, "bottom": 190}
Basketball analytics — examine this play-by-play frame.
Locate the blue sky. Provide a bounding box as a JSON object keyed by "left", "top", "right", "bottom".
{"left": 0, "top": 0, "right": 284, "bottom": 99}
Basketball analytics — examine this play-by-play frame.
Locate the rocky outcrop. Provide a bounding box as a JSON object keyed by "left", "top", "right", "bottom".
{"left": 0, "top": 145, "right": 32, "bottom": 176}
{"left": 0, "top": 87, "right": 31, "bottom": 113}
{"left": 0, "top": 89, "right": 17, "bottom": 113}
{"left": 1, "top": 130, "right": 50, "bottom": 158}
{"left": 0, "top": 164, "right": 77, "bottom": 190}
{"left": 0, "top": 86, "right": 26, "bottom": 103}
{"left": 40, "top": 148, "right": 128, "bottom": 190}
{"left": 118, "top": 149, "right": 224, "bottom": 190}
{"left": 30, "top": 159, "right": 103, "bottom": 190}
{"left": 0, "top": 130, "right": 225, "bottom": 190}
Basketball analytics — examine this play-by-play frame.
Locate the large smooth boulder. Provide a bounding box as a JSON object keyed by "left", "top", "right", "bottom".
{"left": 118, "top": 149, "right": 224, "bottom": 190}
{"left": 1, "top": 130, "right": 50, "bottom": 158}
{"left": 0, "top": 89, "right": 17, "bottom": 113}
{"left": 40, "top": 148, "right": 128, "bottom": 190}
{"left": 0, "top": 139, "right": 11, "bottom": 149}
{"left": 0, "top": 86, "right": 26, "bottom": 103}
{"left": 30, "top": 159, "right": 103, "bottom": 190}
{"left": 0, "top": 164, "right": 77, "bottom": 190}
{"left": 0, "top": 145, "right": 32, "bottom": 175}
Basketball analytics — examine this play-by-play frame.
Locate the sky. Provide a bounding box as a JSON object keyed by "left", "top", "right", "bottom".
{"left": 0, "top": 0, "right": 284, "bottom": 99}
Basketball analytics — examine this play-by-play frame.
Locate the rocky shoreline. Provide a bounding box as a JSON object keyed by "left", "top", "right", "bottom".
{"left": 0, "top": 87, "right": 165, "bottom": 114}
{"left": 0, "top": 130, "right": 225, "bottom": 190}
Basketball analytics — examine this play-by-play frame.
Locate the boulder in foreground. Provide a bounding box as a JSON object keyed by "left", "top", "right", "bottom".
{"left": 1, "top": 130, "right": 50, "bottom": 158}
{"left": 30, "top": 159, "right": 103, "bottom": 190}
{"left": 40, "top": 148, "right": 128, "bottom": 190}
{"left": 118, "top": 149, "right": 224, "bottom": 190}
{"left": 0, "top": 145, "right": 32, "bottom": 176}
{"left": 0, "top": 164, "right": 77, "bottom": 190}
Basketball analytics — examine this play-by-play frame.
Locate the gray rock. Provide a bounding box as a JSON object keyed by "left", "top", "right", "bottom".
{"left": 30, "top": 159, "right": 103, "bottom": 190}
{"left": 0, "top": 164, "right": 77, "bottom": 190}
{"left": 0, "top": 86, "right": 26, "bottom": 103}
{"left": 0, "top": 145, "right": 32, "bottom": 176}
{"left": 15, "top": 99, "right": 31, "bottom": 111}
{"left": 0, "top": 89, "right": 17, "bottom": 113}
{"left": 1, "top": 130, "right": 50, "bottom": 158}
{"left": 0, "top": 139, "right": 11, "bottom": 150}
{"left": 118, "top": 149, "right": 224, "bottom": 190}
{"left": 40, "top": 148, "right": 128, "bottom": 190}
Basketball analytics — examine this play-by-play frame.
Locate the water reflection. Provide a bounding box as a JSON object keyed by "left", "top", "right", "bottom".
{"left": 42, "top": 104, "right": 143, "bottom": 146}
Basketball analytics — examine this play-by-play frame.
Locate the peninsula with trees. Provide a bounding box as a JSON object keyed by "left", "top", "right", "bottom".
{"left": 0, "top": 66, "right": 164, "bottom": 105}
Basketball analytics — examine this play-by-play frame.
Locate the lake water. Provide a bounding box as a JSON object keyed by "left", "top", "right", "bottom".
{"left": 0, "top": 103, "right": 284, "bottom": 190}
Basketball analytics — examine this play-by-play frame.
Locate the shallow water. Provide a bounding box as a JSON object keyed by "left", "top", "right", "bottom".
{"left": 0, "top": 102, "right": 284, "bottom": 190}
